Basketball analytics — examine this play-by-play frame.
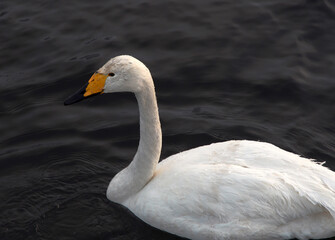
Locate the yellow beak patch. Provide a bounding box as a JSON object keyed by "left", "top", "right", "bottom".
{"left": 84, "top": 72, "right": 107, "bottom": 97}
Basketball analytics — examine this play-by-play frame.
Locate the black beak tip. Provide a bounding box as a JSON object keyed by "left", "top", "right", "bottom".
{"left": 64, "top": 98, "right": 78, "bottom": 106}
{"left": 64, "top": 95, "right": 84, "bottom": 106}
{"left": 64, "top": 83, "right": 88, "bottom": 106}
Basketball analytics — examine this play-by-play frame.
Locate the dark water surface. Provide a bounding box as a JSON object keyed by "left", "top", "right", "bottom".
{"left": 1, "top": 0, "right": 335, "bottom": 239}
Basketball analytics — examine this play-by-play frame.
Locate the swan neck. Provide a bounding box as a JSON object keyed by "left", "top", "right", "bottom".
{"left": 107, "top": 77, "right": 162, "bottom": 204}
{"left": 131, "top": 83, "right": 162, "bottom": 185}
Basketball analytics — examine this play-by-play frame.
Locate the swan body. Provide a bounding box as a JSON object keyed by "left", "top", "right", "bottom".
{"left": 124, "top": 140, "right": 335, "bottom": 240}
{"left": 65, "top": 55, "right": 335, "bottom": 240}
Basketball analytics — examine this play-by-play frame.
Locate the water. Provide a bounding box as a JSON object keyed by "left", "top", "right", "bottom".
{"left": 1, "top": 0, "right": 335, "bottom": 239}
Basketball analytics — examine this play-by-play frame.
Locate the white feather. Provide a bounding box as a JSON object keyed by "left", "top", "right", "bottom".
{"left": 86, "top": 55, "right": 335, "bottom": 240}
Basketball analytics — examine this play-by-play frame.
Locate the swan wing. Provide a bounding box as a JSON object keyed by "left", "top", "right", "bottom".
{"left": 162, "top": 140, "right": 335, "bottom": 219}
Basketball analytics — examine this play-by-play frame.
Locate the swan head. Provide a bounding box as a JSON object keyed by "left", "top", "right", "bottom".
{"left": 64, "top": 55, "right": 152, "bottom": 105}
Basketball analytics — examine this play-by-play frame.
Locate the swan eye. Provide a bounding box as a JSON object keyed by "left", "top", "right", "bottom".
{"left": 108, "top": 73, "right": 115, "bottom": 77}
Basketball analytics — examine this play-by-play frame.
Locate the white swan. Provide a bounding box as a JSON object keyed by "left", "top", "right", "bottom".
{"left": 64, "top": 55, "right": 335, "bottom": 240}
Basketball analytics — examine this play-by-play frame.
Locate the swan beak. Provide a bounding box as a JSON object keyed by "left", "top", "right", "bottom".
{"left": 64, "top": 72, "right": 107, "bottom": 105}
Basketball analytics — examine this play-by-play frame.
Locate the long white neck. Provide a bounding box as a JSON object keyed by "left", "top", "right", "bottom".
{"left": 131, "top": 83, "right": 162, "bottom": 182}
{"left": 107, "top": 79, "right": 162, "bottom": 204}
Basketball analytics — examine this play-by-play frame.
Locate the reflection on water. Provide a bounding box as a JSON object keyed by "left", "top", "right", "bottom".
{"left": 1, "top": 0, "right": 335, "bottom": 239}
